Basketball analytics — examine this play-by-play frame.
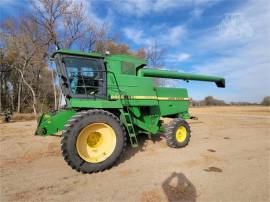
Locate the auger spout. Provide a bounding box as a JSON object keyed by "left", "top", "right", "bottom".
{"left": 137, "top": 68, "right": 225, "bottom": 88}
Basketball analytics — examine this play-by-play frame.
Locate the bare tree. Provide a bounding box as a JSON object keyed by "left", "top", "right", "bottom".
{"left": 147, "top": 42, "right": 165, "bottom": 67}
{"left": 1, "top": 17, "right": 50, "bottom": 115}
{"left": 62, "top": 1, "right": 86, "bottom": 49}
{"left": 0, "top": 0, "right": 144, "bottom": 115}
{"left": 30, "top": 0, "right": 70, "bottom": 49}
{"left": 30, "top": 0, "right": 109, "bottom": 51}
{"left": 29, "top": 0, "right": 82, "bottom": 110}
{"left": 15, "top": 65, "right": 37, "bottom": 115}
{"left": 261, "top": 96, "right": 270, "bottom": 106}
{"left": 136, "top": 48, "right": 146, "bottom": 59}
{"left": 78, "top": 23, "right": 109, "bottom": 52}
{"left": 146, "top": 42, "right": 166, "bottom": 86}
{"left": 204, "top": 96, "right": 226, "bottom": 106}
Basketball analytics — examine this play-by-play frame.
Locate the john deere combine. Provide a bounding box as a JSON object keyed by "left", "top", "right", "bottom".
{"left": 36, "top": 49, "right": 225, "bottom": 173}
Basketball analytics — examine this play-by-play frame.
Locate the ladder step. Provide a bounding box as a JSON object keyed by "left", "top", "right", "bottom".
{"left": 128, "top": 133, "right": 136, "bottom": 137}
{"left": 120, "top": 108, "right": 138, "bottom": 147}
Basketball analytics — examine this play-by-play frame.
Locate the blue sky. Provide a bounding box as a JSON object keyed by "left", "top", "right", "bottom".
{"left": 1, "top": 0, "right": 270, "bottom": 102}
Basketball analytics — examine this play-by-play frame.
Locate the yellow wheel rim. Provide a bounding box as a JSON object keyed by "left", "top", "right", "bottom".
{"left": 76, "top": 123, "right": 116, "bottom": 163}
{"left": 176, "top": 126, "right": 187, "bottom": 143}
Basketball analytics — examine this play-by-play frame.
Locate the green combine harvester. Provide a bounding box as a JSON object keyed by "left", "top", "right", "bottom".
{"left": 35, "top": 49, "right": 225, "bottom": 173}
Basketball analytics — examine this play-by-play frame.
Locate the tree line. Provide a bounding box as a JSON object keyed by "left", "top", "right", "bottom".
{"left": 191, "top": 96, "right": 270, "bottom": 106}
{"left": 0, "top": 0, "right": 164, "bottom": 115}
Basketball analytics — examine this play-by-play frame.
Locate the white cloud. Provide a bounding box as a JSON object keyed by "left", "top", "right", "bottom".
{"left": 194, "top": 0, "right": 218, "bottom": 6}
{"left": 123, "top": 28, "right": 154, "bottom": 46}
{"left": 153, "top": 0, "right": 182, "bottom": 11}
{"left": 191, "top": 7, "right": 204, "bottom": 18}
{"left": 190, "top": 0, "right": 270, "bottom": 102}
{"left": 123, "top": 25, "right": 185, "bottom": 47}
{"left": 168, "top": 53, "right": 191, "bottom": 62}
{"left": 218, "top": 13, "right": 254, "bottom": 40}
{"left": 163, "top": 25, "right": 186, "bottom": 44}
{"left": 112, "top": 0, "right": 218, "bottom": 16}
{"left": 113, "top": 0, "right": 178, "bottom": 16}
{"left": 76, "top": 0, "right": 114, "bottom": 28}
{"left": 189, "top": 0, "right": 223, "bottom": 20}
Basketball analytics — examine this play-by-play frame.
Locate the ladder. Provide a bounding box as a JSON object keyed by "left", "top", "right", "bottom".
{"left": 120, "top": 107, "right": 138, "bottom": 147}
{"left": 107, "top": 72, "right": 138, "bottom": 147}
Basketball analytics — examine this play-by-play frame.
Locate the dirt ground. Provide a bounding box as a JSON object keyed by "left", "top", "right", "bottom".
{"left": 0, "top": 106, "right": 270, "bottom": 202}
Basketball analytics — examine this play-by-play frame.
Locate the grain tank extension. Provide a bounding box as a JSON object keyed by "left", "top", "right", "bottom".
{"left": 35, "top": 49, "right": 225, "bottom": 173}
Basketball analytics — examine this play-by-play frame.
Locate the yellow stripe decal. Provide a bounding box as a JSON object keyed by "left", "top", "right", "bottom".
{"left": 110, "top": 95, "right": 190, "bottom": 101}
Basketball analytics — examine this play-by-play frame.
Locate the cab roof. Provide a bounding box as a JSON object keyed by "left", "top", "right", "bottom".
{"left": 52, "top": 49, "right": 147, "bottom": 73}
{"left": 52, "top": 49, "right": 147, "bottom": 65}
{"left": 51, "top": 49, "right": 105, "bottom": 58}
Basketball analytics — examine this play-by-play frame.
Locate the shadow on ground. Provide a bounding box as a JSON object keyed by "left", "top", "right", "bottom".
{"left": 118, "top": 133, "right": 163, "bottom": 164}
{"left": 162, "top": 172, "right": 197, "bottom": 202}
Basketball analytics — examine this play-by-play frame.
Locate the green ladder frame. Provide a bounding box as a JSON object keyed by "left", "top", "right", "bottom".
{"left": 120, "top": 107, "right": 138, "bottom": 147}
{"left": 108, "top": 72, "right": 138, "bottom": 147}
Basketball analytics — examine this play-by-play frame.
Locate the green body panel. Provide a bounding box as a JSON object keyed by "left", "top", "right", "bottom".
{"left": 36, "top": 49, "right": 225, "bottom": 145}
{"left": 156, "top": 87, "right": 189, "bottom": 117}
{"left": 107, "top": 74, "right": 159, "bottom": 106}
{"left": 133, "top": 114, "right": 160, "bottom": 134}
{"left": 35, "top": 110, "right": 76, "bottom": 135}
{"left": 105, "top": 54, "right": 146, "bottom": 75}
{"left": 67, "top": 98, "right": 123, "bottom": 108}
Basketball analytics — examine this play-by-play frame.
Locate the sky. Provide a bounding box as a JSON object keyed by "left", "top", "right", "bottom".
{"left": 1, "top": 0, "right": 270, "bottom": 102}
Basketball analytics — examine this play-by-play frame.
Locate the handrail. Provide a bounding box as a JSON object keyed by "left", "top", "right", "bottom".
{"left": 107, "top": 71, "right": 127, "bottom": 106}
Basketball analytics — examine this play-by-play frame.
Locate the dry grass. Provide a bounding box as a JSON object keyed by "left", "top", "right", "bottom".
{"left": 10, "top": 113, "right": 37, "bottom": 122}
{"left": 190, "top": 105, "right": 270, "bottom": 115}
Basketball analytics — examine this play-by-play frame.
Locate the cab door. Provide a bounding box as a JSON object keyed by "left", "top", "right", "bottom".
{"left": 54, "top": 54, "right": 106, "bottom": 99}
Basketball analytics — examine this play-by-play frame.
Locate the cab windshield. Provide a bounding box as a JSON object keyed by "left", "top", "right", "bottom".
{"left": 62, "top": 56, "right": 105, "bottom": 98}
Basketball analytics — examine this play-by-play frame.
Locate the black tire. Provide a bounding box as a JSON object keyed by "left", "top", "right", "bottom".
{"left": 61, "top": 109, "right": 126, "bottom": 173}
{"left": 165, "top": 118, "right": 191, "bottom": 148}
{"left": 5, "top": 116, "right": 11, "bottom": 122}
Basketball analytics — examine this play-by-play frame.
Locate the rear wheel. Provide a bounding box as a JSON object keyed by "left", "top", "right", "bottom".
{"left": 61, "top": 110, "right": 126, "bottom": 173}
{"left": 165, "top": 118, "right": 191, "bottom": 148}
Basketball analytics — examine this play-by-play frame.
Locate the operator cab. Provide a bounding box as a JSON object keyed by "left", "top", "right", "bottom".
{"left": 52, "top": 50, "right": 106, "bottom": 99}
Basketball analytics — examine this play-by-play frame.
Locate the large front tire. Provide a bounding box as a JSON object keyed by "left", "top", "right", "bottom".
{"left": 61, "top": 110, "right": 126, "bottom": 173}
